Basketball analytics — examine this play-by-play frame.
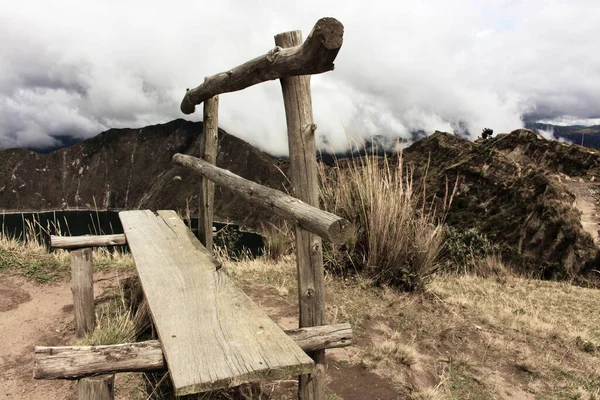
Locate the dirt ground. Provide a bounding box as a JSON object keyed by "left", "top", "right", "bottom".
{"left": 565, "top": 179, "right": 600, "bottom": 244}
{"left": 0, "top": 271, "right": 403, "bottom": 400}
{"left": 0, "top": 270, "right": 133, "bottom": 400}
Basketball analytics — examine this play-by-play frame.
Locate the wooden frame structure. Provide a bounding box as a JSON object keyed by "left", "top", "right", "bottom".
{"left": 34, "top": 17, "right": 351, "bottom": 400}
{"left": 176, "top": 17, "right": 346, "bottom": 399}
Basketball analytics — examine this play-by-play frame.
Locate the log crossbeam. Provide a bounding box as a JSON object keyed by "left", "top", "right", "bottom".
{"left": 34, "top": 324, "right": 352, "bottom": 380}
{"left": 172, "top": 154, "right": 352, "bottom": 243}
{"left": 180, "top": 17, "right": 343, "bottom": 114}
{"left": 50, "top": 234, "right": 127, "bottom": 249}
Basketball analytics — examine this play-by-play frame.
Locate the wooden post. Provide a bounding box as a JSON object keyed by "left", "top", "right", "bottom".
{"left": 275, "top": 30, "right": 326, "bottom": 400}
{"left": 78, "top": 374, "right": 114, "bottom": 400}
{"left": 198, "top": 79, "right": 219, "bottom": 252}
{"left": 70, "top": 248, "right": 95, "bottom": 337}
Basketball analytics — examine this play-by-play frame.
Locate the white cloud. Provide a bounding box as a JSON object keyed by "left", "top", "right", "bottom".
{"left": 1, "top": 0, "right": 599, "bottom": 154}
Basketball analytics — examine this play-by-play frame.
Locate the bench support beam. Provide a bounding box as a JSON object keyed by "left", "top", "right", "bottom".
{"left": 34, "top": 324, "right": 352, "bottom": 380}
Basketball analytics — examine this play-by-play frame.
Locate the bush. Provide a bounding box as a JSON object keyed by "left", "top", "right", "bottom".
{"left": 441, "top": 226, "right": 500, "bottom": 273}
{"left": 318, "top": 147, "right": 453, "bottom": 291}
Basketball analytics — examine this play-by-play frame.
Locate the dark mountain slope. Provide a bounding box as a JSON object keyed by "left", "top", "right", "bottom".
{"left": 2, "top": 121, "right": 600, "bottom": 279}
{"left": 0, "top": 119, "right": 288, "bottom": 229}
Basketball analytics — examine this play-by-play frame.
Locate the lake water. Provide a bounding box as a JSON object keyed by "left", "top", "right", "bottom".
{"left": 0, "top": 210, "right": 264, "bottom": 256}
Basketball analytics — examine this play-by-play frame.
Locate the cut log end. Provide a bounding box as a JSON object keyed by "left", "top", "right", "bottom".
{"left": 312, "top": 17, "right": 344, "bottom": 49}
{"left": 327, "top": 219, "right": 354, "bottom": 244}
{"left": 181, "top": 96, "right": 196, "bottom": 115}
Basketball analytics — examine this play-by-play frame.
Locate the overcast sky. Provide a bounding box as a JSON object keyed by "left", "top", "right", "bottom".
{"left": 1, "top": 0, "right": 599, "bottom": 155}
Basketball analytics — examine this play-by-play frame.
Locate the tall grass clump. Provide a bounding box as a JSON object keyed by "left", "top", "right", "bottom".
{"left": 318, "top": 144, "right": 453, "bottom": 291}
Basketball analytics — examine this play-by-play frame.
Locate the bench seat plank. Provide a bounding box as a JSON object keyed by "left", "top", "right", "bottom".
{"left": 119, "top": 210, "right": 313, "bottom": 395}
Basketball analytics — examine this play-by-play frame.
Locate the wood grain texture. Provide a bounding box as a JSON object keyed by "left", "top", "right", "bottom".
{"left": 198, "top": 87, "right": 219, "bottom": 252}
{"left": 180, "top": 17, "right": 343, "bottom": 114}
{"left": 119, "top": 210, "right": 314, "bottom": 396}
{"left": 173, "top": 154, "right": 352, "bottom": 243}
{"left": 275, "top": 29, "right": 327, "bottom": 400}
{"left": 34, "top": 324, "right": 352, "bottom": 379}
{"left": 71, "top": 248, "right": 95, "bottom": 337}
{"left": 34, "top": 341, "right": 165, "bottom": 379}
{"left": 78, "top": 374, "right": 114, "bottom": 400}
{"left": 51, "top": 234, "right": 127, "bottom": 249}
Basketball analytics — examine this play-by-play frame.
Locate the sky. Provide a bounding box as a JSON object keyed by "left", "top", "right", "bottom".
{"left": 1, "top": 0, "right": 599, "bottom": 155}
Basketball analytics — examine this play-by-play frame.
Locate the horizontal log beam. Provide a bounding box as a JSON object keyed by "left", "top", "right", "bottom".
{"left": 51, "top": 234, "right": 127, "bottom": 249}
{"left": 172, "top": 154, "right": 352, "bottom": 243}
{"left": 34, "top": 323, "right": 352, "bottom": 380}
{"left": 34, "top": 340, "right": 164, "bottom": 380}
{"left": 180, "top": 17, "right": 343, "bottom": 114}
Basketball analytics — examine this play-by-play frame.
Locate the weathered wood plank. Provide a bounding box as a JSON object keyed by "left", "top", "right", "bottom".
{"left": 119, "top": 210, "right": 314, "bottom": 396}
{"left": 34, "top": 324, "right": 352, "bottom": 380}
{"left": 173, "top": 154, "right": 352, "bottom": 244}
{"left": 51, "top": 234, "right": 127, "bottom": 249}
{"left": 180, "top": 17, "right": 343, "bottom": 114}
{"left": 276, "top": 29, "right": 327, "bottom": 400}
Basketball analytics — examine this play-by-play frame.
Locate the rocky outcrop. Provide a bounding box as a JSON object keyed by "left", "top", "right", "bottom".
{"left": 402, "top": 129, "right": 600, "bottom": 278}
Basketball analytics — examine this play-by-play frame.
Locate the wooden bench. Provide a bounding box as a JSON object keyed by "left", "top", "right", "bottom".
{"left": 119, "top": 210, "right": 314, "bottom": 396}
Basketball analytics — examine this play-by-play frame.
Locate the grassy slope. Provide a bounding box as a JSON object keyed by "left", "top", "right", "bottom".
{"left": 0, "top": 234, "right": 134, "bottom": 283}
{"left": 225, "top": 255, "right": 600, "bottom": 400}
{"left": 2, "top": 236, "right": 599, "bottom": 399}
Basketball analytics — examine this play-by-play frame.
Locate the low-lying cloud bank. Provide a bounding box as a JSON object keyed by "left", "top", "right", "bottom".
{"left": 1, "top": 0, "right": 599, "bottom": 155}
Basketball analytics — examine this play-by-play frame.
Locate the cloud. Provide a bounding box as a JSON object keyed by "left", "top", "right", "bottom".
{"left": 1, "top": 0, "right": 599, "bottom": 155}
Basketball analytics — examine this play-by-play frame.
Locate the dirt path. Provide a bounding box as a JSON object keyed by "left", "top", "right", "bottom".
{"left": 0, "top": 271, "right": 130, "bottom": 400}
{"left": 566, "top": 179, "right": 600, "bottom": 244}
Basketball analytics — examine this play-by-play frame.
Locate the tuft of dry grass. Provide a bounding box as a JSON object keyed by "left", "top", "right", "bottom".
{"left": 260, "top": 221, "right": 295, "bottom": 262}
{"left": 78, "top": 282, "right": 148, "bottom": 346}
{"left": 318, "top": 144, "right": 453, "bottom": 291}
{"left": 364, "top": 336, "right": 421, "bottom": 369}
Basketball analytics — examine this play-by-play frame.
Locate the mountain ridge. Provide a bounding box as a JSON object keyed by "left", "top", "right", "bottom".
{"left": 2, "top": 120, "right": 600, "bottom": 279}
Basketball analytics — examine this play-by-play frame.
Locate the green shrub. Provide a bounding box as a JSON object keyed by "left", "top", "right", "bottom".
{"left": 441, "top": 226, "right": 500, "bottom": 274}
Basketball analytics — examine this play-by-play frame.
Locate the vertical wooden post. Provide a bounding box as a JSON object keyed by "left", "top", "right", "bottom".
{"left": 198, "top": 78, "right": 219, "bottom": 253}
{"left": 78, "top": 374, "right": 114, "bottom": 400}
{"left": 70, "top": 248, "right": 95, "bottom": 337}
{"left": 275, "top": 31, "right": 326, "bottom": 400}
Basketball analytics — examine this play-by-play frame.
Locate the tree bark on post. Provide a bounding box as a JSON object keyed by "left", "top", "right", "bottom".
{"left": 70, "top": 248, "right": 95, "bottom": 337}
{"left": 78, "top": 374, "right": 114, "bottom": 400}
{"left": 198, "top": 80, "right": 219, "bottom": 253}
{"left": 275, "top": 30, "right": 326, "bottom": 400}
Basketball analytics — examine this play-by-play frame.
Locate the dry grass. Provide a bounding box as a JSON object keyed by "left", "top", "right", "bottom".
{"left": 259, "top": 221, "right": 295, "bottom": 262}
{"left": 78, "top": 284, "right": 138, "bottom": 346}
{"left": 318, "top": 145, "right": 452, "bottom": 290}
{"left": 430, "top": 273, "right": 600, "bottom": 344}
{"left": 3, "top": 211, "right": 598, "bottom": 399}
{"left": 220, "top": 252, "right": 600, "bottom": 399}
{"left": 0, "top": 221, "right": 134, "bottom": 283}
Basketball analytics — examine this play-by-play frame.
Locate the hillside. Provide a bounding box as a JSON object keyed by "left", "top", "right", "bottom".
{"left": 528, "top": 122, "right": 600, "bottom": 148}
{"left": 1, "top": 122, "right": 600, "bottom": 279}
{"left": 400, "top": 129, "right": 600, "bottom": 279}
{"left": 0, "top": 119, "right": 288, "bottom": 229}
